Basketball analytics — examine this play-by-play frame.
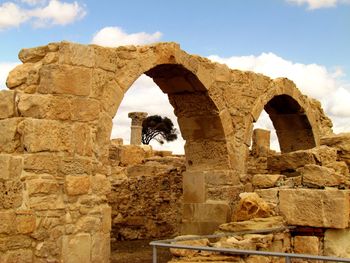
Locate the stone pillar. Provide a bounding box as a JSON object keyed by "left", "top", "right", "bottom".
{"left": 252, "top": 128, "right": 270, "bottom": 156}
{"left": 128, "top": 112, "right": 148, "bottom": 145}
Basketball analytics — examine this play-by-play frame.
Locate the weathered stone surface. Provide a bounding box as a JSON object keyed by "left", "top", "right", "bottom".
{"left": 267, "top": 150, "right": 316, "bottom": 172}
{"left": 322, "top": 133, "right": 350, "bottom": 168}
{"left": 26, "top": 178, "right": 59, "bottom": 196}
{"left": 0, "top": 90, "right": 14, "bottom": 119}
{"left": 0, "top": 118, "right": 22, "bottom": 153}
{"left": 0, "top": 249, "right": 33, "bottom": 263}
{"left": 6, "top": 63, "right": 41, "bottom": 89}
{"left": 183, "top": 201, "right": 230, "bottom": 222}
{"left": 232, "top": 192, "right": 273, "bottom": 221}
{"left": 39, "top": 64, "right": 92, "bottom": 96}
{"left": 252, "top": 174, "right": 283, "bottom": 188}
{"left": 0, "top": 180, "right": 23, "bottom": 209}
{"left": 279, "top": 189, "right": 349, "bottom": 228}
{"left": 65, "top": 175, "right": 90, "bottom": 196}
{"left": 324, "top": 229, "right": 350, "bottom": 258}
{"left": 251, "top": 129, "right": 270, "bottom": 157}
{"left": 298, "top": 164, "right": 347, "bottom": 188}
{"left": 293, "top": 236, "right": 319, "bottom": 255}
{"left": 170, "top": 236, "right": 209, "bottom": 257}
{"left": 62, "top": 233, "right": 91, "bottom": 263}
{"left": 15, "top": 210, "right": 36, "bottom": 234}
{"left": 19, "top": 45, "right": 49, "bottom": 63}
{"left": 91, "top": 173, "right": 111, "bottom": 195}
{"left": 0, "top": 211, "right": 16, "bottom": 234}
{"left": 219, "top": 216, "right": 285, "bottom": 232}
{"left": 18, "top": 119, "right": 73, "bottom": 153}
{"left": 0, "top": 154, "right": 22, "bottom": 180}
{"left": 91, "top": 233, "right": 110, "bottom": 263}
{"left": 109, "top": 144, "right": 148, "bottom": 166}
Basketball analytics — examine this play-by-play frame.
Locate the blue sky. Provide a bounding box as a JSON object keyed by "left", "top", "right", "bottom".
{"left": 1, "top": 0, "right": 350, "bottom": 153}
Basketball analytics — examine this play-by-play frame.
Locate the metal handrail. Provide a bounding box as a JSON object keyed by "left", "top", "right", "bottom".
{"left": 150, "top": 228, "right": 350, "bottom": 263}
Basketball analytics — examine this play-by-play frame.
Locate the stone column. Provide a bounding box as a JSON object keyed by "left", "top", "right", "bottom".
{"left": 252, "top": 128, "right": 270, "bottom": 156}
{"left": 128, "top": 112, "right": 148, "bottom": 145}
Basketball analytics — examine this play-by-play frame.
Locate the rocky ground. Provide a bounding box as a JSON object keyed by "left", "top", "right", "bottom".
{"left": 111, "top": 239, "right": 172, "bottom": 263}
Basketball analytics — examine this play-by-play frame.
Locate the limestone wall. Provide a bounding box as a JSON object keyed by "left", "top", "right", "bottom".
{"left": 108, "top": 142, "right": 185, "bottom": 241}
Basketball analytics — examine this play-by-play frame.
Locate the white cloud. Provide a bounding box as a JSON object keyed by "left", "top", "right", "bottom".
{"left": 0, "top": 0, "right": 86, "bottom": 30}
{"left": 0, "top": 2, "right": 29, "bottom": 29}
{"left": 286, "top": 0, "right": 350, "bottom": 9}
{"left": 0, "top": 62, "right": 19, "bottom": 90}
{"left": 209, "top": 52, "right": 350, "bottom": 149}
{"left": 92, "top": 26, "right": 162, "bottom": 47}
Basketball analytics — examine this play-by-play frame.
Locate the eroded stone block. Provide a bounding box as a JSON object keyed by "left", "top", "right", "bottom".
{"left": 279, "top": 189, "right": 349, "bottom": 228}
{"left": 62, "top": 233, "right": 91, "bottom": 263}
{"left": 324, "top": 229, "right": 350, "bottom": 258}
{"left": 0, "top": 90, "right": 15, "bottom": 119}
{"left": 65, "top": 175, "right": 90, "bottom": 196}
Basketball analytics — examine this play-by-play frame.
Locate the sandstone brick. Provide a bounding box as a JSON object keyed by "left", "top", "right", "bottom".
{"left": 0, "top": 118, "right": 22, "bottom": 153}
{"left": 19, "top": 45, "right": 49, "bottom": 63}
{"left": 39, "top": 64, "right": 92, "bottom": 96}
{"left": 293, "top": 236, "right": 319, "bottom": 255}
{"left": 0, "top": 235, "right": 32, "bottom": 251}
{"left": 298, "top": 164, "right": 347, "bottom": 188}
{"left": 0, "top": 155, "right": 22, "bottom": 180}
{"left": 183, "top": 201, "right": 230, "bottom": 223}
{"left": 23, "top": 153, "right": 60, "bottom": 174}
{"left": 0, "top": 180, "right": 23, "bottom": 209}
{"left": 62, "top": 233, "right": 91, "bottom": 263}
{"left": 252, "top": 174, "right": 283, "bottom": 188}
{"left": 73, "top": 123, "right": 93, "bottom": 156}
{"left": 19, "top": 119, "right": 73, "bottom": 153}
{"left": 267, "top": 150, "right": 316, "bottom": 172}
{"left": 15, "top": 210, "right": 36, "bottom": 234}
{"left": 65, "top": 175, "right": 90, "bottom": 196}
{"left": 26, "top": 178, "right": 59, "bottom": 196}
{"left": 91, "top": 174, "right": 111, "bottom": 195}
{"left": 102, "top": 206, "right": 112, "bottom": 233}
{"left": 279, "top": 189, "right": 349, "bottom": 228}
{"left": 0, "top": 249, "right": 33, "bottom": 263}
{"left": 6, "top": 63, "right": 40, "bottom": 89}
{"left": 310, "top": 145, "right": 337, "bottom": 165}
{"left": 232, "top": 192, "right": 272, "bottom": 221}
{"left": 183, "top": 171, "right": 206, "bottom": 203}
{"left": 28, "top": 194, "right": 64, "bottom": 210}
{"left": 58, "top": 42, "right": 95, "bottom": 67}
{"left": 0, "top": 211, "right": 16, "bottom": 234}
{"left": 71, "top": 97, "right": 100, "bottom": 121}
{"left": 219, "top": 216, "right": 285, "bottom": 232}
{"left": 324, "top": 229, "right": 350, "bottom": 258}
{"left": 91, "top": 233, "right": 110, "bottom": 263}
{"left": 0, "top": 90, "right": 15, "bottom": 119}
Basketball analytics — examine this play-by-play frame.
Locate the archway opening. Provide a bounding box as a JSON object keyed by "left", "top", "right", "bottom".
{"left": 265, "top": 95, "right": 316, "bottom": 153}
{"left": 108, "top": 63, "right": 230, "bottom": 260}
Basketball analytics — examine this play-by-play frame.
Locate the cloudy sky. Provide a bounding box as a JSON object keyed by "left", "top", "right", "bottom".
{"left": 0, "top": 0, "right": 349, "bottom": 153}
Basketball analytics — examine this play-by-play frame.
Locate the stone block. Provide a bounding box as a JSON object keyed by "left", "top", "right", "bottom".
{"left": 251, "top": 129, "right": 270, "bottom": 157}
{"left": 254, "top": 188, "right": 279, "bottom": 207}
{"left": 39, "top": 64, "right": 92, "bottom": 96}
{"left": 0, "top": 118, "right": 22, "bottom": 153}
{"left": 0, "top": 249, "right": 33, "bottom": 263}
{"left": 279, "top": 189, "right": 349, "bottom": 228}
{"left": 310, "top": 145, "right": 337, "bottom": 165}
{"left": 182, "top": 201, "right": 230, "bottom": 222}
{"left": 0, "top": 211, "right": 16, "bottom": 234}
{"left": 0, "top": 180, "right": 23, "bottom": 209}
{"left": 326, "top": 161, "right": 349, "bottom": 176}
{"left": 19, "top": 119, "right": 74, "bottom": 153}
{"left": 183, "top": 171, "right": 206, "bottom": 203}
{"left": 219, "top": 216, "right": 285, "bottom": 232}
{"left": 65, "top": 175, "right": 90, "bottom": 196}
{"left": 23, "top": 153, "right": 60, "bottom": 174}
{"left": 0, "top": 155, "right": 22, "bottom": 180}
{"left": 324, "top": 229, "right": 350, "bottom": 258}
{"left": 58, "top": 42, "right": 95, "bottom": 67}
{"left": 293, "top": 236, "right": 319, "bottom": 255}
{"left": 6, "top": 63, "right": 40, "bottom": 89}
{"left": 62, "top": 233, "right": 91, "bottom": 263}
{"left": 28, "top": 194, "right": 64, "bottom": 210}
{"left": 102, "top": 206, "right": 112, "bottom": 233}
{"left": 91, "top": 233, "right": 110, "bottom": 263}
{"left": 204, "top": 169, "right": 240, "bottom": 186}
{"left": 298, "top": 164, "right": 346, "bottom": 188}
{"left": 91, "top": 174, "right": 111, "bottom": 195}
{"left": 232, "top": 192, "right": 272, "bottom": 222}
{"left": 0, "top": 235, "right": 32, "bottom": 251}
{"left": 19, "top": 45, "right": 49, "bottom": 63}
{"left": 73, "top": 123, "right": 93, "bottom": 157}
{"left": 180, "top": 221, "right": 222, "bottom": 235}
{"left": 15, "top": 210, "right": 36, "bottom": 234}
{"left": 252, "top": 174, "right": 283, "bottom": 188}
{"left": 71, "top": 97, "right": 100, "bottom": 121}
{"left": 321, "top": 133, "right": 350, "bottom": 167}
{"left": 267, "top": 150, "right": 316, "bottom": 172}
{"left": 59, "top": 156, "right": 92, "bottom": 175}
{"left": 26, "top": 178, "right": 59, "bottom": 196}
{"left": 0, "top": 90, "right": 15, "bottom": 119}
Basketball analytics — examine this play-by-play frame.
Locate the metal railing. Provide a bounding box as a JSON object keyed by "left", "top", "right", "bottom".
{"left": 150, "top": 227, "right": 350, "bottom": 263}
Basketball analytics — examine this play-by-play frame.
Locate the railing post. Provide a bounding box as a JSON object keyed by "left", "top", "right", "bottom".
{"left": 285, "top": 256, "right": 291, "bottom": 263}
{"left": 152, "top": 245, "right": 157, "bottom": 263}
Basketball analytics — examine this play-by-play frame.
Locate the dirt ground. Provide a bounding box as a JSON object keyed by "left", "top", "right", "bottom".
{"left": 111, "top": 239, "right": 173, "bottom": 263}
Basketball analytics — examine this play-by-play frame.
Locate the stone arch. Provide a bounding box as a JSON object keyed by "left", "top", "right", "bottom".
{"left": 249, "top": 78, "right": 321, "bottom": 153}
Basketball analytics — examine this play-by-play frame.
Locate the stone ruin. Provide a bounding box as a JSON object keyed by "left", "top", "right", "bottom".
{"left": 0, "top": 41, "right": 349, "bottom": 262}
